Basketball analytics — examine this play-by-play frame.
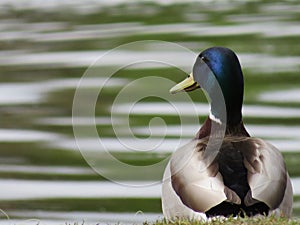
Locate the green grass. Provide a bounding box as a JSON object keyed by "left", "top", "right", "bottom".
{"left": 149, "top": 216, "right": 300, "bottom": 225}
{"left": 63, "top": 216, "right": 300, "bottom": 225}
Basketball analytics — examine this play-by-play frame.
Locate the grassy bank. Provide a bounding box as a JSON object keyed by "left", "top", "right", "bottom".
{"left": 148, "top": 216, "right": 300, "bottom": 225}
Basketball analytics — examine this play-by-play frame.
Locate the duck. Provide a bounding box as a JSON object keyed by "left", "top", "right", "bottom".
{"left": 161, "top": 47, "right": 293, "bottom": 221}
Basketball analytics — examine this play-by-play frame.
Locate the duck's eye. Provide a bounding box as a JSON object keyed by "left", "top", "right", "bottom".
{"left": 200, "top": 56, "right": 208, "bottom": 62}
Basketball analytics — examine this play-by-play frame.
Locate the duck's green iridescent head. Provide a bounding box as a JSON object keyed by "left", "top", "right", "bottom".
{"left": 170, "top": 47, "right": 244, "bottom": 125}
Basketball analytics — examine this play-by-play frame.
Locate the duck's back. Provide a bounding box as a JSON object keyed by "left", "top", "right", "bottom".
{"left": 205, "top": 138, "right": 269, "bottom": 217}
{"left": 218, "top": 143, "right": 249, "bottom": 200}
{"left": 163, "top": 135, "right": 292, "bottom": 219}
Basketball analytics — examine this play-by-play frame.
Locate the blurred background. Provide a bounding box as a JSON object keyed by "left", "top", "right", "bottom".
{"left": 0, "top": 0, "right": 300, "bottom": 224}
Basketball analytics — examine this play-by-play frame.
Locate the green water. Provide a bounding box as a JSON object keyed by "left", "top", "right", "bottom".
{"left": 0, "top": 0, "right": 300, "bottom": 223}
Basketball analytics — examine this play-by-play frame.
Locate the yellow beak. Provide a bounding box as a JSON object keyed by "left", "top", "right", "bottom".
{"left": 169, "top": 73, "right": 200, "bottom": 94}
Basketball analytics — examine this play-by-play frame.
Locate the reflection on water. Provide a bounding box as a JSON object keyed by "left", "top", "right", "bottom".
{"left": 260, "top": 88, "right": 300, "bottom": 103}
{"left": 1, "top": 0, "right": 300, "bottom": 223}
{"left": 0, "top": 180, "right": 161, "bottom": 200}
{"left": 50, "top": 137, "right": 189, "bottom": 152}
{"left": 36, "top": 117, "right": 125, "bottom": 126}
{"left": 0, "top": 165, "right": 94, "bottom": 175}
{"left": 0, "top": 78, "right": 126, "bottom": 105}
{"left": 0, "top": 129, "right": 60, "bottom": 142}
{"left": 1, "top": 50, "right": 300, "bottom": 73}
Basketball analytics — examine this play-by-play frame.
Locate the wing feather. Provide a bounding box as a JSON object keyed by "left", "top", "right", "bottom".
{"left": 162, "top": 162, "right": 207, "bottom": 220}
{"left": 169, "top": 140, "right": 227, "bottom": 213}
{"left": 238, "top": 138, "right": 287, "bottom": 209}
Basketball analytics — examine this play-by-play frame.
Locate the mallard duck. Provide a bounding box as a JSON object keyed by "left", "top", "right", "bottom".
{"left": 161, "top": 47, "right": 293, "bottom": 220}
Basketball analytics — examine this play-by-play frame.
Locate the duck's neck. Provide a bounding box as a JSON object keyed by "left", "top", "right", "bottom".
{"left": 196, "top": 117, "right": 250, "bottom": 139}
{"left": 209, "top": 95, "right": 243, "bottom": 126}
